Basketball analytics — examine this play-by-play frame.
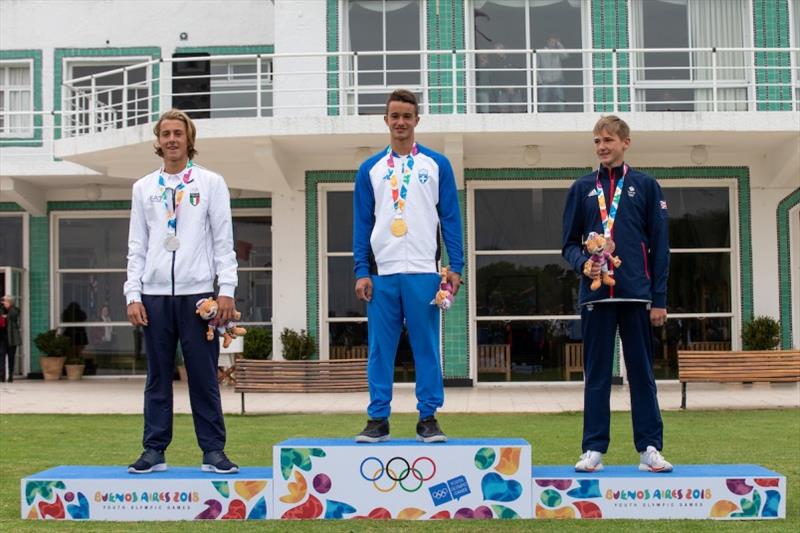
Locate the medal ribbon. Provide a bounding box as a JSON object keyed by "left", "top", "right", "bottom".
{"left": 595, "top": 163, "right": 628, "bottom": 239}
{"left": 387, "top": 143, "right": 418, "bottom": 216}
{"left": 158, "top": 160, "right": 194, "bottom": 235}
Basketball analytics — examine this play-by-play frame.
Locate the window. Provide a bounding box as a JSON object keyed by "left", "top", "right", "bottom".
{"left": 63, "top": 60, "right": 151, "bottom": 135}
{"left": 473, "top": 0, "right": 587, "bottom": 113}
{"left": 471, "top": 183, "right": 734, "bottom": 381}
{"left": 792, "top": 0, "right": 800, "bottom": 105}
{"left": 208, "top": 60, "right": 273, "bottom": 118}
{"left": 0, "top": 214, "right": 24, "bottom": 268}
{"left": 0, "top": 62, "right": 33, "bottom": 137}
{"left": 346, "top": 0, "right": 422, "bottom": 114}
{"left": 53, "top": 208, "right": 271, "bottom": 375}
{"left": 472, "top": 185, "right": 581, "bottom": 382}
{"left": 632, "top": 0, "right": 749, "bottom": 111}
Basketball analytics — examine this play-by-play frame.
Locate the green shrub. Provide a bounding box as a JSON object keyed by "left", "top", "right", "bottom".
{"left": 280, "top": 328, "right": 315, "bottom": 360}
{"left": 742, "top": 316, "right": 780, "bottom": 350}
{"left": 243, "top": 327, "right": 272, "bottom": 360}
{"left": 34, "top": 329, "right": 71, "bottom": 358}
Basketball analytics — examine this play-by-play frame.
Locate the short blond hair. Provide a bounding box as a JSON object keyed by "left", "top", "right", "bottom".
{"left": 593, "top": 115, "right": 630, "bottom": 140}
{"left": 1, "top": 295, "right": 13, "bottom": 305}
{"left": 153, "top": 109, "right": 198, "bottom": 159}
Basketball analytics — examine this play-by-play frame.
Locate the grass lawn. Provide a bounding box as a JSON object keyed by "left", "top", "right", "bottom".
{"left": 1, "top": 410, "right": 797, "bottom": 532}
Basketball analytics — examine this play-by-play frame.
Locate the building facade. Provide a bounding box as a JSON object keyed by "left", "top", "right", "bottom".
{"left": 1, "top": 0, "right": 798, "bottom": 384}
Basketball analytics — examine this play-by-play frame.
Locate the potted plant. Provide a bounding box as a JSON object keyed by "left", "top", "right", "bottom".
{"left": 34, "top": 329, "right": 71, "bottom": 381}
{"left": 280, "top": 328, "right": 315, "bottom": 360}
{"left": 243, "top": 327, "right": 272, "bottom": 360}
{"left": 64, "top": 351, "right": 86, "bottom": 380}
{"left": 742, "top": 316, "right": 780, "bottom": 350}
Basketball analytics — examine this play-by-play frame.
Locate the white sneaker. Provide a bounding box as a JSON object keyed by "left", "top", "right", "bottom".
{"left": 639, "top": 446, "right": 673, "bottom": 473}
{"left": 575, "top": 450, "right": 604, "bottom": 472}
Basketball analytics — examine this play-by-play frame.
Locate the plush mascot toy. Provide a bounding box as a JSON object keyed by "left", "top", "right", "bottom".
{"left": 195, "top": 297, "right": 247, "bottom": 348}
{"left": 431, "top": 267, "right": 455, "bottom": 310}
{"left": 584, "top": 232, "right": 622, "bottom": 291}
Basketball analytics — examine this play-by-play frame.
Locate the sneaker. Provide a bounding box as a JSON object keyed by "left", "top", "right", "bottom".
{"left": 128, "top": 448, "right": 167, "bottom": 474}
{"left": 575, "top": 450, "right": 604, "bottom": 472}
{"left": 355, "top": 418, "right": 390, "bottom": 443}
{"left": 201, "top": 450, "right": 239, "bottom": 474}
{"left": 416, "top": 416, "right": 447, "bottom": 443}
{"left": 639, "top": 446, "right": 673, "bottom": 473}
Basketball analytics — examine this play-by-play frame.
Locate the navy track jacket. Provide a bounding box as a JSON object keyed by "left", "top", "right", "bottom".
{"left": 562, "top": 163, "right": 669, "bottom": 308}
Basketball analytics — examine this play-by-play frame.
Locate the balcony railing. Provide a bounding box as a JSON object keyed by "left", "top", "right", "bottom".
{"left": 0, "top": 47, "right": 797, "bottom": 145}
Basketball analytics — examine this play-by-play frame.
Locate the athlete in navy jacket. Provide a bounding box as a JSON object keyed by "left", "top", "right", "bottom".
{"left": 353, "top": 90, "right": 464, "bottom": 443}
{"left": 562, "top": 115, "right": 673, "bottom": 473}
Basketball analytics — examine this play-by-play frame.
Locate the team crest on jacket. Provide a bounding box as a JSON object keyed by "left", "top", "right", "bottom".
{"left": 418, "top": 169, "right": 429, "bottom": 184}
{"left": 190, "top": 192, "right": 200, "bottom": 206}
{"left": 627, "top": 185, "right": 636, "bottom": 197}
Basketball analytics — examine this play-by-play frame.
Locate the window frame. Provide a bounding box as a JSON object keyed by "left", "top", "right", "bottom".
{"left": 0, "top": 59, "right": 34, "bottom": 138}
{"left": 231, "top": 207, "right": 273, "bottom": 328}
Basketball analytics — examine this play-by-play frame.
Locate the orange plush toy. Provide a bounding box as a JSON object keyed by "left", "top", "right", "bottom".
{"left": 195, "top": 297, "right": 247, "bottom": 348}
{"left": 584, "top": 232, "right": 622, "bottom": 291}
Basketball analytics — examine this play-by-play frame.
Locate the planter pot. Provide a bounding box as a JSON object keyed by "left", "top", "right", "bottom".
{"left": 40, "top": 356, "right": 66, "bottom": 381}
{"left": 65, "top": 364, "right": 86, "bottom": 381}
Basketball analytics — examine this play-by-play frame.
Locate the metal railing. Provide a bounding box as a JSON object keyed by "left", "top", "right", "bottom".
{"left": 1, "top": 47, "right": 797, "bottom": 144}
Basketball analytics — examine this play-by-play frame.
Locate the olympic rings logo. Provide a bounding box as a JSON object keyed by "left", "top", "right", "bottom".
{"left": 359, "top": 456, "right": 437, "bottom": 493}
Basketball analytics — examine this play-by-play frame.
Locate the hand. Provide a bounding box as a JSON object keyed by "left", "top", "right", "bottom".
{"left": 583, "top": 259, "right": 601, "bottom": 279}
{"left": 447, "top": 271, "right": 462, "bottom": 297}
{"left": 355, "top": 277, "right": 373, "bottom": 302}
{"left": 650, "top": 308, "right": 667, "bottom": 327}
{"left": 216, "top": 296, "right": 236, "bottom": 324}
{"left": 127, "top": 302, "right": 148, "bottom": 327}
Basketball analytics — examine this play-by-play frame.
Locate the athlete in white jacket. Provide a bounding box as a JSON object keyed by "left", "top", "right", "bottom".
{"left": 125, "top": 109, "right": 239, "bottom": 474}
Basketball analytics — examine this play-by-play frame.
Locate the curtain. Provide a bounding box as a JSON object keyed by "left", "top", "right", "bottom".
{"left": 690, "top": 0, "right": 747, "bottom": 111}
{"left": 350, "top": 0, "right": 414, "bottom": 12}
{"left": 5, "top": 67, "right": 32, "bottom": 134}
{"left": 474, "top": 0, "right": 580, "bottom": 9}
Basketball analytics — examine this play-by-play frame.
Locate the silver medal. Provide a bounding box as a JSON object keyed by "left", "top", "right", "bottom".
{"left": 164, "top": 235, "right": 180, "bottom": 252}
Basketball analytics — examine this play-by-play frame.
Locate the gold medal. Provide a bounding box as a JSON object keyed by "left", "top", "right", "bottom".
{"left": 390, "top": 218, "right": 407, "bottom": 237}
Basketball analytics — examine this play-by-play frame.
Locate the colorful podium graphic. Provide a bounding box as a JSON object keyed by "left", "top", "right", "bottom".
{"left": 273, "top": 438, "right": 531, "bottom": 520}
{"left": 532, "top": 465, "right": 786, "bottom": 520}
{"left": 21, "top": 466, "right": 271, "bottom": 521}
{"left": 21, "top": 447, "right": 787, "bottom": 521}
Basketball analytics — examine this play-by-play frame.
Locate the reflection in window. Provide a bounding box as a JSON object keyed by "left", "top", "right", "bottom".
{"left": 473, "top": 0, "right": 585, "bottom": 113}
{"left": 632, "top": 0, "right": 749, "bottom": 111}
{"left": 209, "top": 60, "right": 272, "bottom": 118}
{"left": 347, "top": 0, "right": 421, "bottom": 109}
{"left": 233, "top": 215, "right": 272, "bottom": 326}
{"left": 59, "top": 218, "right": 129, "bottom": 269}
{"left": 475, "top": 189, "right": 567, "bottom": 250}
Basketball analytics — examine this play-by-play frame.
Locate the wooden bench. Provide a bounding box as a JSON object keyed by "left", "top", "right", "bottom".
{"left": 477, "top": 344, "right": 511, "bottom": 381}
{"left": 563, "top": 342, "right": 584, "bottom": 381}
{"left": 235, "top": 359, "right": 368, "bottom": 413}
{"left": 678, "top": 349, "right": 800, "bottom": 409}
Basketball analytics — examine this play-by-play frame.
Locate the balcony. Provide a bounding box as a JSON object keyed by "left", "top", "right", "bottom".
{"left": 1, "top": 47, "right": 798, "bottom": 194}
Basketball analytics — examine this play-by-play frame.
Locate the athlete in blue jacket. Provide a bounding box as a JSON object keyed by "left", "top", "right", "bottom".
{"left": 353, "top": 90, "right": 464, "bottom": 443}
{"left": 562, "top": 115, "right": 673, "bottom": 473}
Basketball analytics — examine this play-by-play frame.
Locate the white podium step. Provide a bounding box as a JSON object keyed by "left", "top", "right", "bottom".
{"left": 21, "top": 466, "right": 272, "bottom": 521}
{"left": 273, "top": 438, "right": 532, "bottom": 520}
{"left": 532, "top": 464, "right": 785, "bottom": 520}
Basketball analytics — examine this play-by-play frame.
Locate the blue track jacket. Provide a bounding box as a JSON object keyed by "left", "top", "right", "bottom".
{"left": 562, "top": 163, "right": 669, "bottom": 308}
{"left": 353, "top": 143, "right": 464, "bottom": 278}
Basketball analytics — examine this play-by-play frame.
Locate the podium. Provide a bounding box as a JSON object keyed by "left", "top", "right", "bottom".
{"left": 21, "top": 466, "right": 272, "bottom": 521}
{"left": 273, "top": 438, "right": 531, "bottom": 519}
{"left": 532, "top": 464, "right": 786, "bottom": 520}
{"left": 21, "top": 444, "right": 786, "bottom": 521}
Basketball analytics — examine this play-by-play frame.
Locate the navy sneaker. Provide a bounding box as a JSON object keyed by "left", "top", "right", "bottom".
{"left": 355, "top": 418, "right": 390, "bottom": 443}
{"left": 128, "top": 448, "right": 167, "bottom": 474}
{"left": 201, "top": 450, "right": 239, "bottom": 474}
{"left": 416, "top": 416, "right": 447, "bottom": 443}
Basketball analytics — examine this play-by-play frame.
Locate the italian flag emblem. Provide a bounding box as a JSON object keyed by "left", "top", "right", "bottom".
{"left": 190, "top": 192, "right": 200, "bottom": 206}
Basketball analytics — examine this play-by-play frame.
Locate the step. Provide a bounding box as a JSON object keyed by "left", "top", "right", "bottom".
{"left": 21, "top": 465, "right": 272, "bottom": 521}
{"left": 274, "top": 438, "right": 532, "bottom": 519}
{"left": 532, "top": 464, "right": 785, "bottom": 520}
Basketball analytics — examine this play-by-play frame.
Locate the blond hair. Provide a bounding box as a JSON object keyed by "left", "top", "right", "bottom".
{"left": 153, "top": 109, "right": 198, "bottom": 159}
{"left": 593, "top": 115, "right": 630, "bottom": 140}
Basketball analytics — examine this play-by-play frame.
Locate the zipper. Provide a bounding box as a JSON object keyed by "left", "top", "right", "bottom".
{"left": 641, "top": 242, "right": 650, "bottom": 280}
{"left": 609, "top": 169, "right": 615, "bottom": 299}
{"left": 171, "top": 187, "right": 176, "bottom": 296}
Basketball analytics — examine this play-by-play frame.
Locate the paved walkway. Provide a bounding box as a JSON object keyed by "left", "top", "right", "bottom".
{"left": 1, "top": 378, "right": 797, "bottom": 414}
